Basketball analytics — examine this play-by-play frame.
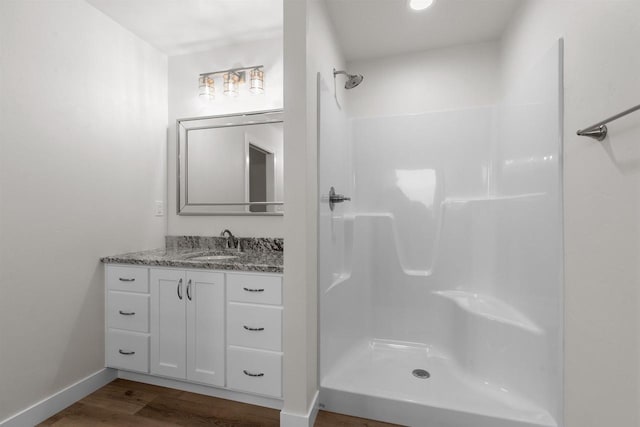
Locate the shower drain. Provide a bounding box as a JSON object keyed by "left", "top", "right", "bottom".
{"left": 412, "top": 369, "right": 431, "bottom": 379}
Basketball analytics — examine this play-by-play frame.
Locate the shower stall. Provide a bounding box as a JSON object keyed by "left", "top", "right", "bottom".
{"left": 318, "top": 42, "right": 564, "bottom": 427}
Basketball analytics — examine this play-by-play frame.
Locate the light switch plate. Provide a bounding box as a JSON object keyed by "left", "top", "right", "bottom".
{"left": 154, "top": 200, "right": 164, "bottom": 216}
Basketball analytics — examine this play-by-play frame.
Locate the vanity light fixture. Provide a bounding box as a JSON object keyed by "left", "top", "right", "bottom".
{"left": 408, "top": 0, "right": 434, "bottom": 11}
{"left": 198, "top": 65, "right": 265, "bottom": 100}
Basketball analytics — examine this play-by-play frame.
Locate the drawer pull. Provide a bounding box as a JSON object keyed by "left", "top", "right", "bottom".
{"left": 118, "top": 349, "right": 135, "bottom": 355}
{"left": 243, "top": 370, "right": 264, "bottom": 377}
{"left": 119, "top": 278, "right": 135, "bottom": 282}
{"left": 243, "top": 325, "right": 265, "bottom": 331}
{"left": 118, "top": 310, "right": 135, "bottom": 316}
{"left": 243, "top": 287, "right": 265, "bottom": 292}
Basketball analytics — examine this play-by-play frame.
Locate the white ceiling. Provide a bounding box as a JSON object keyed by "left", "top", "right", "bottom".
{"left": 86, "top": 0, "right": 283, "bottom": 56}
{"left": 325, "top": 0, "right": 522, "bottom": 61}
{"left": 86, "top": 0, "right": 519, "bottom": 60}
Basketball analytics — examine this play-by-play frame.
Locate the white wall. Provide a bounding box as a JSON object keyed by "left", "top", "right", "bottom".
{"left": 501, "top": 2, "right": 640, "bottom": 426}
{"left": 0, "top": 0, "right": 167, "bottom": 422}
{"left": 167, "top": 38, "right": 284, "bottom": 237}
{"left": 347, "top": 42, "right": 501, "bottom": 117}
{"left": 281, "top": 0, "right": 347, "bottom": 421}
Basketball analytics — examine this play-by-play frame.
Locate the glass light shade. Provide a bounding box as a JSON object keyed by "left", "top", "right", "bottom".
{"left": 250, "top": 68, "right": 264, "bottom": 94}
{"left": 199, "top": 75, "right": 215, "bottom": 100}
{"left": 223, "top": 72, "right": 240, "bottom": 97}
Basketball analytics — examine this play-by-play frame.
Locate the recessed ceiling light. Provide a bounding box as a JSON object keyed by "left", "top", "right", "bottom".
{"left": 409, "top": 0, "right": 434, "bottom": 11}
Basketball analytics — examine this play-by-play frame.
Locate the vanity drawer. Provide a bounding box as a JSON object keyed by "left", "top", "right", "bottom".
{"left": 227, "top": 346, "right": 282, "bottom": 397}
{"left": 227, "top": 274, "right": 282, "bottom": 305}
{"left": 107, "top": 265, "right": 149, "bottom": 293}
{"left": 227, "top": 303, "right": 282, "bottom": 351}
{"left": 107, "top": 291, "right": 149, "bottom": 333}
{"left": 106, "top": 330, "right": 149, "bottom": 373}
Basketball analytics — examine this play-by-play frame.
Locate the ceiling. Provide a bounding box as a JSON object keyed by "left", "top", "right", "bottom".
{"left": 86, "top": 0, "right": 519, "bottom": 60}
{"left": 86, "top": 0, "right": 283, "bottom": 56}
{"left": 325, "top": 0, "right": 522, "bottom": 61}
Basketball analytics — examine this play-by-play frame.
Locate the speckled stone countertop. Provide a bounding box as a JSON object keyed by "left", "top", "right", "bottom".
{"left": 101, "top": 236, "right": 283, "bottom": 273}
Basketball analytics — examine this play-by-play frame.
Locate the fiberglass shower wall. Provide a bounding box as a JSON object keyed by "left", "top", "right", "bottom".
{"left": 319, "top": 41, "right": 563, "bottom": 427}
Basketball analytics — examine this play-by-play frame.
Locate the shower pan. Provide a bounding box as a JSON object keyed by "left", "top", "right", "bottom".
{"left": 318, "top": 42, "right": 564, "bottom": 427}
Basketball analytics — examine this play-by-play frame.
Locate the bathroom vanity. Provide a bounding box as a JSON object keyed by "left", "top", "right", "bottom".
{"left": 101, "top": 237, "right": 283, "bottom": 408}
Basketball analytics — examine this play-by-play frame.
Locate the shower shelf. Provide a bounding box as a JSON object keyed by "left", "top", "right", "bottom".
{"left": 433, "top": 290, "right": 544, "bottom": 335}
{"left": 443, "top": 193, "right": 547, "bottom": 205}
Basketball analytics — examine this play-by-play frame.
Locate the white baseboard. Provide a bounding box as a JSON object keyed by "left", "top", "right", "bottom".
{"left": 0, "top": 368, "right": 117, "bottom": 427}
{"left": 118, "top": 371, "right": 284, "bottom": 410}
{"left": 280, "top": 390, "right": 319, "bottom": 427}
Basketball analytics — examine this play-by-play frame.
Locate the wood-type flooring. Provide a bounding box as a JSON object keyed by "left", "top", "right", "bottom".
{"left": 38, "top": 379, "right": 400, "bottom": 426}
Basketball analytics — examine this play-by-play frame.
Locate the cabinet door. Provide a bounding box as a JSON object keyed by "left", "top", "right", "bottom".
{"left": 150, "top": 269, "right": 186, "bottom": 379}
{"left": 186, "top": 271, "right": 225, "bottom": 386}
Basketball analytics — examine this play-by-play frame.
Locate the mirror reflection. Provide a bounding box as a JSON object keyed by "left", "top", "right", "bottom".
{"left": 177, "top": 110, "right": 283, "bottom": 215}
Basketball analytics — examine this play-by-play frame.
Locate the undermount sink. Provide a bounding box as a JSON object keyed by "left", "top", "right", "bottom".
{"left": 188, "top": 254, "right": 238, "bottom": 261}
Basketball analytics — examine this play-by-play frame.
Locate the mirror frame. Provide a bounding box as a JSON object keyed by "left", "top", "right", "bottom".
{"left": 176, "top": 109, "right": 284, "bottom": 216}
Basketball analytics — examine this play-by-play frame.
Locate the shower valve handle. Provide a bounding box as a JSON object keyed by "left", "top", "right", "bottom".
{"left": 328, "top": 187, "right": 351, "bottom": 211}
{"left": 332, "top": 194, "right": 351, "bottom": 202}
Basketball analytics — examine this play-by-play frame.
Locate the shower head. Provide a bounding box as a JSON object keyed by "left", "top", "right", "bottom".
{"left": 333, "top": 68, "right": 364, "bottom": 89}
{"left": 345, "top": 74, "right": 364, "bottom": 89}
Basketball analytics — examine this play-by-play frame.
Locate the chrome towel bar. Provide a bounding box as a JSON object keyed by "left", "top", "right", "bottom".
{"left": 577, "top": 103, "right": 640, "bottom": 141}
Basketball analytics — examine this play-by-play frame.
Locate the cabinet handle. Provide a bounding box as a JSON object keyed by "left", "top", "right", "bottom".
{"left": 119, "top": 349, "right": 135, "bottom": 355}
{"left": 119, "top": 278, "right": 135, "bottom": 282}
{"left": 118, "top": 310, "right": 135, "bottom": 316}
{"left": 187, "top": 279, "right": 192, "bottom": 301}
{"left": 243, "top": 370, "right": 264, "bottom": 377}
{"left": 243, "top": 325, "right": 265, "bottom": 331}
{"left": 177, "top": 278, "right": 183, "bottom": 300}
{"left": 243, "top": 287, "right": 265, "bottom": 292}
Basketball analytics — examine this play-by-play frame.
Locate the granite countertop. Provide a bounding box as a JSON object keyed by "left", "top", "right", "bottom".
{"left": 101, "top": 236, "right": 283, "bottom": 274}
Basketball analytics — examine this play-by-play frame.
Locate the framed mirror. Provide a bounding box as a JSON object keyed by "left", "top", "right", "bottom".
{"left": 177, "top": 109, "right": 283, "bottom": 215}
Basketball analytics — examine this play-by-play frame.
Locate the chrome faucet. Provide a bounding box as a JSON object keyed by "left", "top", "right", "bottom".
{"left": 220, "top": 229, "right": 236, "bottom": 250}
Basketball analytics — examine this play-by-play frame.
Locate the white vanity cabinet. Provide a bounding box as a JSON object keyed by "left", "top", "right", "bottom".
{"left": 104, "top": 264, "right": 283, "bottom": 404}
{"left": 226, "top": 273, "right": 283, "bottom": 398}
{"left": 105, "top": 265, "right": 150, "bottom": 373}
{"left": 150, "top": 268, "right": 225, "bottom": 387}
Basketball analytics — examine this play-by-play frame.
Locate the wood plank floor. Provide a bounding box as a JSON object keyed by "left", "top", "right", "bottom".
{"left": 38, "top": 379, "right": 400, "bottom": 426}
